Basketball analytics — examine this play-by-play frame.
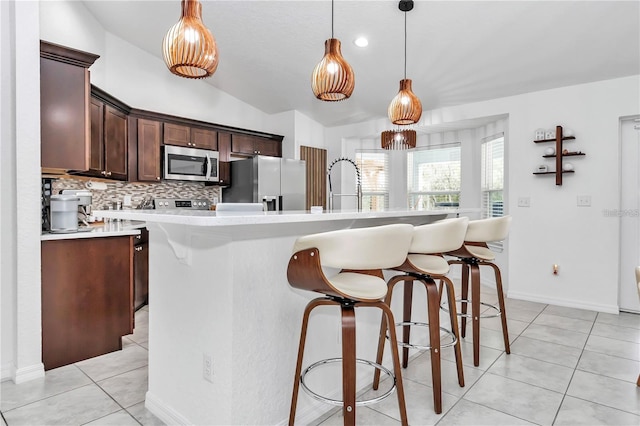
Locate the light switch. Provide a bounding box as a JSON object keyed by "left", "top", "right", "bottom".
{"left": 577, "top": 195, "right": 591, "bottom": 207}
{"left": 518, "top": 197, "right": 531, "bottom": 207}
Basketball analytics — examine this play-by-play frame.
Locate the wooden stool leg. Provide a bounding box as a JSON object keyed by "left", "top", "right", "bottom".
{"left": 470, "top": 264, "right": 481, "bottom": 367}
{"left": 374, "top": 276, "right": 404, "bottom": 389}
{"left": 290, "top": 298, "right": 334, "bottom": 426}
{"left": 441, "top": 276, "right": 464, "bottom": 387}
{"left": 488, "top": 262, "right": 510, "bottom": 354}
{"left": 402, "top": 280, "right": 414, "bottom": 368}
{"left": 376, "top": 301, "right": 409, "bottom": 426}
{"left": 424, "top": 279, "right": 442, "bottom": 414}
{"left": 460, "top": 263, "right": 470, "bottom": 338}
{"left": 341, "top": 305, "right": 356, "bottom": 426}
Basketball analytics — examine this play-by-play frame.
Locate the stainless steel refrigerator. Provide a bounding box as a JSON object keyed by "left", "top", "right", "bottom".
{"left": 222, "top": 156, "right": 306, "bottom": 211}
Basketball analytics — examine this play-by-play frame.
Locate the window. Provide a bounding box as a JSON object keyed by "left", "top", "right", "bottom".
{"left": 407, "top": 144, "right": 461, "bottom": 210}
{"left": 481, "top": 134, "right": 504, "bottom": 218}
{"left": 356, "top": 151, "right": 389, "bottom": 211}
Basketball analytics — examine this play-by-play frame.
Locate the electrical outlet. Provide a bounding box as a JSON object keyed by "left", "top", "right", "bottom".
{"left": 518, "top": 197, "right": 531, "bottom": 207}
{"left": 577, "top": 195, "right": 591, "bottom": 207}
{"left": 203, "top": 353, "right": 213, "bottom": 383}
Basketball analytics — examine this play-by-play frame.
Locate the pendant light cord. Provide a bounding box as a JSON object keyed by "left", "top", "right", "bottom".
{"left": 331, "top": 0, "right": 334, "bottom": 38}
{"left": 404, "top": 10, "right": 407, "bottom": 79}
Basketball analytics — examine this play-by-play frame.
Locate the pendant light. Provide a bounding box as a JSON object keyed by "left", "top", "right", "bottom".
{"left": 381, "top": 129, "right": 417, "bottom": 150}
{"left": 311, "top": 0, "right": 355, "bottom": 101}
{"left": 388, "top": 0, "right": 422, "bottom": 125}
{"left": 162, "top": 0, "right": 219, "bottom": 79}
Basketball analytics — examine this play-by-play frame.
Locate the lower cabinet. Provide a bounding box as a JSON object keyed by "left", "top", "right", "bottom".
{"left": 41, "top": 236, "right": 134, "bottom": 370}
{"left": 134, "top": 228, "right": 149, "bottom": 310}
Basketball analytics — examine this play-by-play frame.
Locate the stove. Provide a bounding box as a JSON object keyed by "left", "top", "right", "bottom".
{"left": 154, "top": 198, "right": 211, "bottom": 210}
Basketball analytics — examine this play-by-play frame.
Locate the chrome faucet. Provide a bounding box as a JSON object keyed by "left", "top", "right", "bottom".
{"left": 327, "top": 157, "right": 362, "bottom": 211}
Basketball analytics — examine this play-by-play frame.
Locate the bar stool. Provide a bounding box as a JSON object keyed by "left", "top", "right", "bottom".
{"left": 372, "top": 217, "right": 468, "bottom": 414}
{"left": 446, "top": 215, "right": 512, "bottom": 367}
{"left": 287, "top": 224, "right": 414, "bottom": 426}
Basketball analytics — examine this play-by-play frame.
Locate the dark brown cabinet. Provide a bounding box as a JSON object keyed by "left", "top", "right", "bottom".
{"left": 41, "top": 236, "right": 133, "bottom": 370}
{"left": 164, "top": 123, "right": 217, "bottom": 150}
{"left": 231, "top": 134, "right": 281, "bottom": 157}
{"left": 133, "top": 229, "right": 149, "bottom": 311}
{"left": 137, "top": 119, "right": 162, "bottom": 182}
{"left": 40, "top": 41, "right": 99, "bottom": 171}
{"left": 218, "top": 161, "right": 231, "bottom": 186}
{"left": 191, "top": 128, "right": 217, "bottom": 150}
{"left": 89, "top": 96, "right": 128, "bottom": 180}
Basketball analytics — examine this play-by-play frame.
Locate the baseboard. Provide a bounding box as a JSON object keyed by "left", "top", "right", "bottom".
{"left": 13, "top": 363, "right": 44, "bottom": 384}
{"left": 507, "top": 291, "right": 619, "bottom": 314}
{"left": 145, "top": 391, "right": 193, "bottom": 425}
{"left": 1, "top": 362, "right": 15, "bottom": 382}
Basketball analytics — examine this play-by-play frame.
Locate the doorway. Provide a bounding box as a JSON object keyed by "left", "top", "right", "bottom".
{"left": 618, "top": 116, "right": 640, "bottom": 313}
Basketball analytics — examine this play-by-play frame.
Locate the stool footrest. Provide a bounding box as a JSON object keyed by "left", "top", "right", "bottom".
{"left": 390, "top": 321, "right": 458, "bottom": 350}
{"left": 300, "top": 357, "right": 396, "bottom": 407}
{"left": 441, "top": 298, "right": 502, "bottom": 319}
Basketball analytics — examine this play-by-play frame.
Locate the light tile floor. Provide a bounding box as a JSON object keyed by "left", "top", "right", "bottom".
{"left": 2, "top": 290, "right": 640, "bottom": 426}
{"left": 0, "top": 306, "right": 164, "bottom": 426}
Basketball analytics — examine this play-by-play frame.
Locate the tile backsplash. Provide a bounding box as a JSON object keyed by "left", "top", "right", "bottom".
{"left": 52, "top": 178, "right": 221, "bottom": 209}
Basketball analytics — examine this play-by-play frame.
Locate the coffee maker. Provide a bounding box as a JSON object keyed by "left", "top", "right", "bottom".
{"left": 60, "top": 189, "right": 93, "bottom": 227}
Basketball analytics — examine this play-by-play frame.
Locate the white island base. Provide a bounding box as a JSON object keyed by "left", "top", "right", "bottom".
{"left": 95, "top": 209, "right": 473, "bottom": 425}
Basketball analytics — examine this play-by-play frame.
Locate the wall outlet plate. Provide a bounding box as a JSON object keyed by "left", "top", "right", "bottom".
{"left": 518, "top": 197, "right": 531, "bottom": 207}
{"left": 577, "top": 195, "right": 591, "bottom": 207}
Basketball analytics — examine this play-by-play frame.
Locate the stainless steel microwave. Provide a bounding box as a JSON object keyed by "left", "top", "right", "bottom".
{"left": 162, "top": 145, "right": 219, "bottom": 183}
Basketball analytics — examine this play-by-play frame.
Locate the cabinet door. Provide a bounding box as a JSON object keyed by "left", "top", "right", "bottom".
{"left": 218, "top": 161, "right": 231, "bottom": 186}
{"left": 138, "top": 119, "right": 162, "bottom": 182}
{"left": 218, "top": 132, "right": 231, "bottom": 161}
{"left": 133, "top": 229, "right": 149, "bottom": 311}
{"left": 230, "top": 134, "right": 256, "bottom": 155}
{"left": 191, "top": 128, "right": 217, "bottom": 150}
{"left": 40, "top": 57, "right": 90, "bottom": 171}
{"left": 41, "top": 237, "right": 133, "bottom": 370}
{"left": 163, "top": 123, "right": 191, "bottom": 147}
{"left": 89, "top": 97, "right": 104, "bottom": 174}
{"left": 104, "top": 106, "right": 128, "bottom": 180}
{"left": 255, "top": 138, "right": 281, "bottom": 157}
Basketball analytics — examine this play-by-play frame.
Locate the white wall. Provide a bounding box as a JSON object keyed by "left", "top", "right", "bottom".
{"left": 1, "top": 0, "right": 45, "bottom": 384}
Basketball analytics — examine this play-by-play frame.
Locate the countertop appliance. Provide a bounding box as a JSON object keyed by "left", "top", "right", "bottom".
{"left": 60, "top": 189, "right": 93, "bottom": 226}
{"left": 162, "top": 145, "right": 219, "bottom": 183}
{"left": 222, "top": 156, "right": 306, "bottom": 211}
{"left": 154, "top": 198, "right": 211, "bottom": 210}
{"left": 49, "top": 194, "right": 79, "bottom": 233}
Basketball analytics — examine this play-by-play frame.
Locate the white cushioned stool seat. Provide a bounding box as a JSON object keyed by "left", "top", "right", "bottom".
{"left": 287, "top": 224, "right": 413, "bottom": 426}
{"left": 374, "top": 217, "right": 468, "bottom": 415}
{"left": 446, "top": 215, "right": 512, "bottom": 367}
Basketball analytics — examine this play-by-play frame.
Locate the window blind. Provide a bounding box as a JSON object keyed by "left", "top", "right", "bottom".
{"left": 407, "top": 144, "right": 461, "bottom": 210}
{"left": 481, "top": 134, "right": 505, "bottom": 250}
{"left": 356, "top": 151, "right": 389, "bottom": 211}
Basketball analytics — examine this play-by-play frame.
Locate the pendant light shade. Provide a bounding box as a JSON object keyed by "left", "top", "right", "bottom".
{"left": 388, "top": 1, "right": 422, "bottom": 125}
{"left": 312, "top": 38, "right": 355, "bottom": 101}
{"left": 311, "top": 0, "right": 355, "bottom": 101}
{"left": 162, "top": 0, "right": 219, "bottom": 79}
{"left": 388, "top": 79, "right": 422, "bottom": 125}
{"left": 381, "top": 129, "right": 417, "bottom": 150}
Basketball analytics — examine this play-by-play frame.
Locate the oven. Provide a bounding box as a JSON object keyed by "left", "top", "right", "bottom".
{"left": 162, "top": 145, "right": 219, "bottom": 183}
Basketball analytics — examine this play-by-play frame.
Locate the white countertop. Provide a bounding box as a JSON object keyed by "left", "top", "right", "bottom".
{"left": 41, "top": 220, "right": 146, "bottom": 241}
{"left": 94, "top": 208, "right": 477, "bottom": 227}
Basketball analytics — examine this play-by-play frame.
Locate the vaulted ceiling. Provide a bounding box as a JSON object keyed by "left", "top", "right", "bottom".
{"left": 82, "top": 1, "right": 640, "bottom": 128}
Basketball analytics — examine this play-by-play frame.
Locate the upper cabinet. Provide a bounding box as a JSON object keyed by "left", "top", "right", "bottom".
{"left": 163, "top": 123, "right": 217, "bottom": 150}
{"left": 40, "top": 41, "right": 99, "bottom": 171}
{"left": 136, "top": 118, "right": 162, "bottom": 182}
{"left": 88, "top": 87, "right": 129, "bottom": 180}
{"left": 231, "top": 134, "right": 281, "bottom": 157}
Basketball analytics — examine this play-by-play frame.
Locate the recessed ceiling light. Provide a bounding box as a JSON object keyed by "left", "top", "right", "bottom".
{"left": 354, "top": 37, "right": 368, "bottom": 48}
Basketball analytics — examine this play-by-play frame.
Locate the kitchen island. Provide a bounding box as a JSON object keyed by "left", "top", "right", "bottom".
{"left": 94, "top": 208, "right": 478, "bottom": 425}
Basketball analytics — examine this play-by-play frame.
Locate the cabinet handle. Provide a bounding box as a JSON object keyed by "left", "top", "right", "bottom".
{"left": 135, "top": 246, "right": 143, "bottom": 251}
{"left": 101, "top": 171, "right": 106, "bottom": 176}
{"left": 106, "top": 171, "right": 112, "bottom": 177}
{"left": 156, "top": 177, "right": 160, "bottom": 180}
{"left": 135, "top": 235, "right": 141, "bottom": 240}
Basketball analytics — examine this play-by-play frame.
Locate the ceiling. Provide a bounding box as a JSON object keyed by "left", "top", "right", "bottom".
{"left": 81, "top": 1, "right": 639, "bottom": 128}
